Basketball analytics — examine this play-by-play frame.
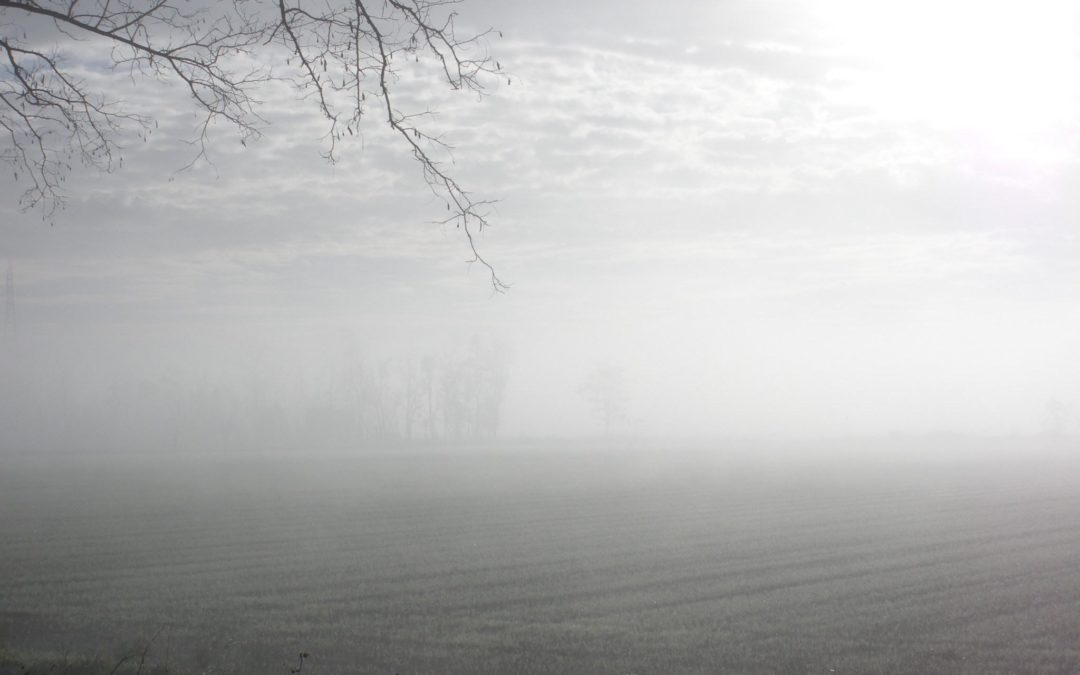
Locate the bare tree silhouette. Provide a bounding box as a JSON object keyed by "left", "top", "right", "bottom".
{"left": 0, "top": 0, "right": 507, "bottom": 289}
{"left": 581, "top": 364, "right": 628, "bottom": 436}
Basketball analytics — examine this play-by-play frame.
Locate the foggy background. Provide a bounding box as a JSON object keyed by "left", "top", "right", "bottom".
{"left": 4, "top": 0, "right": 1080, "bottom": 449}
{"left": 7, "top": 4, "right": 1080, "bottom": 674}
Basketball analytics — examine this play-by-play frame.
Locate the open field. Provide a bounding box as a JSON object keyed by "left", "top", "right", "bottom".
{"left": 3, "top": 443, "right": 1080, "bottom": 674}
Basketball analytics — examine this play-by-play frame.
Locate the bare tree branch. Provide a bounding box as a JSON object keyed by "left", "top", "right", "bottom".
{"left": 0, "top": 0, "right": 507, "bottom": 290}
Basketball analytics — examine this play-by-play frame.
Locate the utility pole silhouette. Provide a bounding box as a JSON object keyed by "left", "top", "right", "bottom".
{"left": 3, "top": 261, "right": 14, "bottom": 343}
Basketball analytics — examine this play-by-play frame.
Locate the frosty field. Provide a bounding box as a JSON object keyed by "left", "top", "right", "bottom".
{"left": 2, "top": 444, "right": 1080, "bottom": 674}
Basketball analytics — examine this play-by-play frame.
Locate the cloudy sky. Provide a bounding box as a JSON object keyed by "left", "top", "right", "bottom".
{"left": 3, "top": 0, "right": 1080, "bottom": 439}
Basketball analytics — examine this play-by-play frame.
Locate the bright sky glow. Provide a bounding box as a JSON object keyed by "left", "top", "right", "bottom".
{"left": 819, "top": 0, "right": 1080, "bottom": 160}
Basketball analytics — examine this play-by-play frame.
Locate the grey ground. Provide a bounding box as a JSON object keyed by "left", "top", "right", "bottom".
{"left": 2, "top": 442, "right": 1080, "bottom": 674}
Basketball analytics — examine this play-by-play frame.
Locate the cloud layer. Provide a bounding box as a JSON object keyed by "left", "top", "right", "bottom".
{"left": 3, "top": 0, "right": 1080, "bottom": 439}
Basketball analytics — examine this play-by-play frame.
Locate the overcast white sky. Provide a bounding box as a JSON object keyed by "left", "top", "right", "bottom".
{"left": 3, "top": 0, "right": 1080, "bottom": 439}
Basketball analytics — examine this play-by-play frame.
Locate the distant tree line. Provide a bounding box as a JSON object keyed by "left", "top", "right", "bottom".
{"left": 0, "top": 337, "right": 511, "bottom": 453}
{"left": 314, "top": 337, "right": 511, "bottom": 446}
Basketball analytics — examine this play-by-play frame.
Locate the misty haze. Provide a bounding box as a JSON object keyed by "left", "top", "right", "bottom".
{"left": 4, "top": 1, "right": 1080, "bottom": 673}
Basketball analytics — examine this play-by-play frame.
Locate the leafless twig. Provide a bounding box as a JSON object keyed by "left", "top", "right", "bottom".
{"left": 0, "top": 0, "right": 507, "bottom": 289}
